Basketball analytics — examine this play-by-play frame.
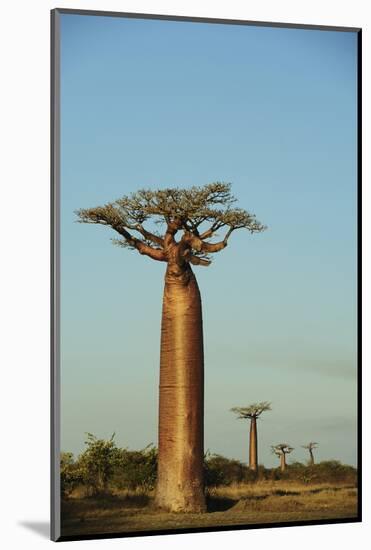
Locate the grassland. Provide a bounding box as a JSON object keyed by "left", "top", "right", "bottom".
{"left": 61, "top": 480, "right": 358, "bottom": 538}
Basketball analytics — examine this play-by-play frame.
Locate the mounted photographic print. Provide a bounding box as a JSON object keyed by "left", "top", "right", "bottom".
{"left": 51, "top": 8, "right": 361, "bottom": 542}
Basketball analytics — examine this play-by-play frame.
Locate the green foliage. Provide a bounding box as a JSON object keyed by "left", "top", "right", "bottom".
{"left": 308, "top": 460, "right": 357, "bottom": 483}
{"left": 60, "top": 452, "right": 84, "bottom": 498}
{"left": 112, "top": 444, "right": 158, "bottom": 491}
{"left": 61, "top": 436, "right": 357, "bottom": 499}
{"left": 61, "top": 437, "right": 158, "bottom": 498}
{"left": 204, "top": 452, "right": 247, "bottom": 486}
{"left": 78, "top": 433, "right": 121, "bottom": 496}
{"left": 266, "top": 460, "right": 357, "bottom": 484}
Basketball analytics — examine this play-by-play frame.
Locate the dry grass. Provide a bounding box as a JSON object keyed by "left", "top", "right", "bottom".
{"left": 61, "top": 481, "right": 358, "bottom": 538}
{"left": 208, "top": 479, "right": 356, "bottom": 500}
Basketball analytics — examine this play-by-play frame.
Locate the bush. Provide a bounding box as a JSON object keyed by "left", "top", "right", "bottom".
{"left": 112, "top": 444, "right": 158, "bottom": 490}
{"left": 77, "top": 433, "right": 121, "bottom": 496}
{"left": 306, "top": 460, "right": 357, "bottom": 484}
{"left": 61, "top": 435, "right": 358, "bottom": 499}
{"left": 60, "top": 452, "right": 84, "bottom": 498}
{"left": 266, "top": 460, "right": 357, "bottom": 484}
{"left": 204, "top": 453, "right": 248, "bottom": 486}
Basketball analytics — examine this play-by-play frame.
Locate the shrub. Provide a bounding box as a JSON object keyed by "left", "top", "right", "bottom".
{"left": 307, "top": 460, "right": 357, "bottom": 484}
{"left": 112, "top": 444, "right": 158, "bottom": 490}
{"left": 77, "top": 433, "right": 121, "bottom": 496}
{"left": 60, "top": 452, "right": 84, "bottom": 498}
{"left": 270, "top": 460, "right": 357, "bottom": 484}
{"left": 61, "top": 435, "right": 358, "bottom": 497}
{"left": 204, "top": 453, "right": 248, "bottom": 486}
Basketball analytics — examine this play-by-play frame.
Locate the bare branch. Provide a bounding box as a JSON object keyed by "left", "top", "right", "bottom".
{"left": 134, "top": 241, "right": 166, "bottom": 261}
{"left": 75, "top": 182, "right": 267, "bottom": 266}
{"left": 113, "top": 238, "right": 166, "bottom": 261}
{"left": 201, "top": 227, "right": 235, "bottom": 253}
{"left": 134, "top": 225, "right": 164, "bottom": 247}
{"left": 75, "top": 205, "right": 166, "bottom": 262}
{"left": 188, "top": 255, "right": 212, "bottom": 267}
{"left": 199, "top": 227, "right": 215, "bottom": 240}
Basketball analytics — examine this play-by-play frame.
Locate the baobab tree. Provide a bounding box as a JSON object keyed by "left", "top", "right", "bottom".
{"left": 302, "top": 442, "right": 318, "bottom": 465}
{"left": 76, "top": 182, "right": 266, "bottom": 512}
{"left": 271, "top": 443, "right": 294, "bottom": 472}
{"left": 230, "top": 402, "right": 271, "bottom": 472}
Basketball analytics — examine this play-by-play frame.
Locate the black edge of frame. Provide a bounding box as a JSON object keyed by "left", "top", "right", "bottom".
{"left": 51, "top": 7, "right": 362, "bottom": 542}
{"left": 54, "top": 7, "right": 360, "bottom": 32}
{"left": 356, "top": 28, "right": 362, "bottom": 523}
{"left": 57, "top": 517, "right": 360, "bottom": 543}
{"left": 51, "top": 8, "right": 61, "bottom": 543}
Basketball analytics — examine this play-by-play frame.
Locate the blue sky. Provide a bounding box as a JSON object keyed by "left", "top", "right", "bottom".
{"left": 60, "top": 14, "right": 358, "bottom": 467}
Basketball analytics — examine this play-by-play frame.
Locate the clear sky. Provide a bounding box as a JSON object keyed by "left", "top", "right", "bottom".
{"left": 60, "top": 13, "right": 358, "bottom": 467}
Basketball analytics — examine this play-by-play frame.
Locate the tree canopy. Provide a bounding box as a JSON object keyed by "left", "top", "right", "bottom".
{"left": 75, "top": 182, "right": 267, "bottom": 266}
{"left": 230, "top": 401, "right": 272, "bottom": 420}
{"left": 302, "top": 442, "right": 318, "bottom": 451}
{"left": 271, "top": 443, "right": 294, "bottom": 456}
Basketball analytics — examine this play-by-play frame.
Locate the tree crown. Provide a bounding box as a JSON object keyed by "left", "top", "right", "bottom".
{"left": 271, "top": 443, "right": 294, "bottom": 456}
{"left": 76, "top": 182, "right": 266, "bottom": 266}
{"left": 302, "top": 442, "right": 318, "bottom": 450}
{"left": 230, "top": 401, "right": 272, "bottom": 419}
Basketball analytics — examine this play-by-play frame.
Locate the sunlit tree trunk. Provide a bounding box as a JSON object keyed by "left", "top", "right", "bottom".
{"left": 155, "top": 261, "right": 206, "bottom": 512}
{"left": 280, "top": 453, "right": 286, "bottom": 472}
{"left": 249, "top": 417, "right": 258, "bottom": 471}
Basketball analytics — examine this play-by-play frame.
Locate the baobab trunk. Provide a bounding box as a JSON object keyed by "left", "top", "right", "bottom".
{"left": 280, "top": 453, "right": 286, "bottom": 472}
{"left": 155, "top": 262, "right": 206, "bottom": 512}
{"left": 249, "top": 417, "right": 258, "bottom": 471}
{"left": 309, "top": 449, "right": 314, "bottom": 465}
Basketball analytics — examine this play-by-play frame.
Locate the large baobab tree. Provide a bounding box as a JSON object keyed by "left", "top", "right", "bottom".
{"left": 271, "top": 443, "right": 294, "bottom": 472}
{"left": 230, "top": 402, "right": 271, "bottom": 472}
{"left": 76, "top": 182, "right": 266, "bottom": 512}
{"left": 302, "top": 442, "right": 318, "bottom": 465}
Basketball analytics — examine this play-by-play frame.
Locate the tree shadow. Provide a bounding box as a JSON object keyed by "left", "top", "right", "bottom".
{"left": 61, "top": 493, "right": 152, "bottom": 521}
{"left": 207, "top": 496, "right": 238, "bottom": 512}
{"left": 18, "top": 521, "right": 50, "bottom": 539}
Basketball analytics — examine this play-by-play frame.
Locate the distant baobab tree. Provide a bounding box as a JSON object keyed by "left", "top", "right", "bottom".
{"left": 302, "top": 442, "right": 318, "bottom": 465}
{"left": 272, "top": 443, "right": 294, "bottom": 472}
{"left": 76, "top": 182, "right": 266, "bottom": 512}
{"left": 230, "top": 402, "right": 272, "bottom": 472}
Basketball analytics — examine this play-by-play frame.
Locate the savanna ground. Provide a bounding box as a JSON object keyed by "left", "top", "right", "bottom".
{"left": 61, "top": 480, "right": 358, "bottom": 537}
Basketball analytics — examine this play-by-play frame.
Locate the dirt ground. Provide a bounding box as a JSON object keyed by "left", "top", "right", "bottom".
{"left": 61, "top": 481, "right": 358, "bottom": 538}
